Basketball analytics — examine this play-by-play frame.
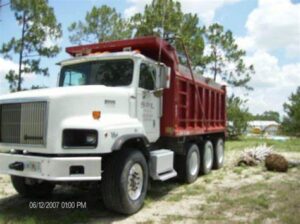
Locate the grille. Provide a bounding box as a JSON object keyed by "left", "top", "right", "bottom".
{"left": 0, "top": 102, "right": 47, "bottom": 145}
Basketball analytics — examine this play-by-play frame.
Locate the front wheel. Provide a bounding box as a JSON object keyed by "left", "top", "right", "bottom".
{"left": 101, "top": 149, "right": 148, "bottom": 215}
{"left": 11, "top": 176, "right": 55, "bottom": 198}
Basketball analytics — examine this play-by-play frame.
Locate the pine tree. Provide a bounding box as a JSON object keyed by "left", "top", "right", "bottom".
{"left": 0, "top": 0, "right": 62, "bottom": 92}
{"left": 68, "top": 5, "right": 131, "bottom": 44}
{"left": 203, "top": 23, "right": 254, "bottom": 89}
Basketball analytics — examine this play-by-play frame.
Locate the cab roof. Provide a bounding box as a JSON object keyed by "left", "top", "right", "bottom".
{"left": 66, "top": 36, "right": 179, "bottom": 67}
{"left": 58, "top": 51, "right": 159, "bottom": 66}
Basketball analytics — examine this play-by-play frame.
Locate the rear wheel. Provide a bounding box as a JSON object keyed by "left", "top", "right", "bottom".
{"left": 11, "top": 176, "right": 55, "bottom": 198}
{"left": 213, "top": 138, "right": 224, "bottom": 169}
{"left": 200, "top": 140, "right": 214, "bottom": 175}
{"left": 176, "top": 143, "right": 200, "bottom": 183}
{"left": 101, "top": 149, "right": 148, "bottom": 215}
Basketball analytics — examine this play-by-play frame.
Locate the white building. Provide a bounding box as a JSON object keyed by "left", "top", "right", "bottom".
{"left": 247, "top": 120, "right": 280, "bottom": 135}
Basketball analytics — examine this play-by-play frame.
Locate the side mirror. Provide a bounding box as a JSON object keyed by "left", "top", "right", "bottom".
{"left": 159, "top": 65, "right": 171, "bottom": 89}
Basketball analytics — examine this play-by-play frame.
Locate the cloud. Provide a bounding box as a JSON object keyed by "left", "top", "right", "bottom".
{"left": 236, "top": 51, "right": 300, "bottom": 115}
{"left": 238, "top": 0, "right": 300, "bottom": 57}
{"left": 0, "top": 58, "right": 19, "bottom": 75}
{"left": 0, "top": 57, "right": 37, "bottom": 94}
{"left": 233, "top": 0, "right": 300, "bottom": 115}
{"left": 42, "top": 26, "right": 63, "bottom": 48}
{"left": 124, "top": 0, "right": 241, "bottom": 24}
{"left": 236, "top": 36, "right": 255, "bottom": 52}
{"left": 0, "top": 58, "right": 18, "bottom": 95}
{"left": 43, "top": 37, "right": 63, "bottom": 48}
{"left": 124, "top": 0, "right": 149, "bottom": 18}
{"left": 179, "top": 0, "right": 241, "bottom": 24}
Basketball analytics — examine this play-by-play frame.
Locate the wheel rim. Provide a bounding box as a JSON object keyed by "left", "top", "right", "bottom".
{"left": 127, "top": 163, "right": 144, "bottom": 201}
{"left": 189, "top": 151, "right": 199, "bottom": 176}
{"left": 217, "top": 141, "right": 224, "bottom": 164}
{"left": 205, "top": 144, "right": 213, "bottom": 170}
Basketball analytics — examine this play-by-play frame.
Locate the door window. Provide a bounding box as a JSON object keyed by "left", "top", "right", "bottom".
{"left": 139, "top": 63, "right": 156, "bottom": 90}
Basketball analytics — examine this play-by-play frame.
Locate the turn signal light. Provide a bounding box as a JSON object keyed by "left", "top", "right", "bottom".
{"left": 92, "top": 111, "right": 101, "bottom": 120}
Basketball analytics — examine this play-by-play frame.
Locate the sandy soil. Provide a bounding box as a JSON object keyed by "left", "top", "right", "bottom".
{"left": 109, "top": 151, "right": 300, "bottom": 224}
{"left": 0, "top": 151, "right": 299, "bottom": 224}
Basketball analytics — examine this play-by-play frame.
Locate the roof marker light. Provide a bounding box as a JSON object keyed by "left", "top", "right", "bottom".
{"left": 123, "top": 47, "right": 132, "bottom": 51}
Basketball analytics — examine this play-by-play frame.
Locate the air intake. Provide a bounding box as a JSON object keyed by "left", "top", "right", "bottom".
{"left": 0, "top": 102, "right": 47, "bottom": 145}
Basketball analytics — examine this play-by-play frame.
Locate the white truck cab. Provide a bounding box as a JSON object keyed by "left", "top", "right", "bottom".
{"left": 0, "top": 51, "right": 175, "bottom": 214}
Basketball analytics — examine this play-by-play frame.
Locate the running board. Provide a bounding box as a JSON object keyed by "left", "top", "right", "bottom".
{"left": 155, "top": 170, "right": 177, "bottom": 181}
{"left": 149, "top": 149, "right": 177, "bottom": 181}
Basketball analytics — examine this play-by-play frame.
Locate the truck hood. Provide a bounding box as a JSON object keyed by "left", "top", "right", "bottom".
{"left": 0, "top": 85, "right": 135, "bottom": 120}
{"left": 0, "top": 86, "right": 140, "bottom": 154}
{"left": 0, "top": 85, "right": 133, "bottom": 103}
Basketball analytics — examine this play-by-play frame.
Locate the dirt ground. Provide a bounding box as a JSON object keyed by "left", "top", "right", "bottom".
{"left": 0, "top": 150, "right": 299, "bottom": 224}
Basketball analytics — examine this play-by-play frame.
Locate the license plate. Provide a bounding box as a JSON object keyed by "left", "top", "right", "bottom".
{"left": 25, "top": 161, "right": 41, "bottom": 172}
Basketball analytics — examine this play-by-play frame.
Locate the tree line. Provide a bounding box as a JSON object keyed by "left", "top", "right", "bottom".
{"left": 1, "top": 0, "right": 299, "bottom": 136}
{"left": 228, "top": 88, "right": 300, "bottom": 137}
{"left": 1, "top": 0, "right": 253, "bottom": 92}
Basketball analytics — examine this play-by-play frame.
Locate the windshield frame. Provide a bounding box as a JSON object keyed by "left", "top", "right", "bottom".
{"left": 58, "top": 58, "right": 135, "bottom": 88}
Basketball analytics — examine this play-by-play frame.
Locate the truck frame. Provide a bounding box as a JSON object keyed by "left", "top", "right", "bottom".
{"left": 0, "top": 36, "right": 226, "bottom": 214}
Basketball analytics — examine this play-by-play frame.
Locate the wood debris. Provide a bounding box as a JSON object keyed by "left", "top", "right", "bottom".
{"left": 237, "top": 144, "right": 273, "bottom": 166}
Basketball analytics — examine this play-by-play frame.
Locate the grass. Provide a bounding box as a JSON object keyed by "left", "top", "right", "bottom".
{"left": 197, "top": 179, "right": 300, "bottom": 223}
{"left": 233, "top": 166, "right": 245, "bottom": 175}
{"left": 226, "top": 137, "right": 300, "bottom": 152}
{"left": 162, "top": 137, "right": 300, "bottom": 223}
{"left": 160, "top": 176, "right": 300, "bottom": 223}
{"left": 137, "top": 221, "right": 155, "bottom": 224}
{"left": 161, "top": 215, "right": 186, "bottom": 224}
{"left": 165, "top": 183, "right": 206, "bottom": 202}
{"left": 0, "top": 137, "right": 299, "bottom": 224}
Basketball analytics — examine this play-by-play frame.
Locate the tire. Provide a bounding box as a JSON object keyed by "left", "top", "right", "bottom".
{"left": 213, "top": 138, "right": 224, "bottom": 169}
{"left": 101, "top": 149, "right": 148, "bottom": 215}
{"left": 200, "top": 140, "right": 214, "bottom": 175}
{"left": 176, "top": 143, "right": 200, "bottom": 183}
{"left": 11, "top": 176, "right": 55, "bottom": 198}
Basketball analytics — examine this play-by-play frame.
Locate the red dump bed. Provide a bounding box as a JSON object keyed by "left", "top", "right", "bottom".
{"left": 66, "top": 36, "right": 227, "bottom": 137}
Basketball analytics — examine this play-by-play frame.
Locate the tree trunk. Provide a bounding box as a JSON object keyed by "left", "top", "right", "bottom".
{"left": 213, "top": 47, "right": 217, "bottom": 81}
{"left": 17, "top": 11, "right": 26, "bottom": 91}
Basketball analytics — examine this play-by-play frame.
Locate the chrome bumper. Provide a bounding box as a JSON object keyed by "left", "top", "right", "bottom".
{"left": 0, "top": 153, "right": 101, "bottom": 181}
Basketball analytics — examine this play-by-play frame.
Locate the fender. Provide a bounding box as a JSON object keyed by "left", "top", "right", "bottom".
{"left": 111, "top": 134, "right": 150, "bottom": 151}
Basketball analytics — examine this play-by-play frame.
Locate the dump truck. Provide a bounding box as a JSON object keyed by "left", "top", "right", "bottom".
{"left": 0, "top": 36, "right": 226, "bottom": 214}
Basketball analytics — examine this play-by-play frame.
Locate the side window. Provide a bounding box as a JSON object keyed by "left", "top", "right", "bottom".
{"left": 63, "top": 70, "right": 86, "bottom": 86}
{"left": 139, "top": 63, "right": 156, "bottom": 90}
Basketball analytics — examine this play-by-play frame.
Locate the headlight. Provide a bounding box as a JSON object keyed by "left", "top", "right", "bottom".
{"left": 63, "top": 129, "right": 98, "bottom": 148}
{"left": 86, "top": 134, "right": 97, "bottom": 145}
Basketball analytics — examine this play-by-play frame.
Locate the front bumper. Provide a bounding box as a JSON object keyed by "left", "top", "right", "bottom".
{"left": 0, "top": 153, "right": 102, "bottom": 181}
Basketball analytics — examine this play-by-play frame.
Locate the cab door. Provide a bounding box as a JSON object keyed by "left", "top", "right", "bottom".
{"left": 137, "top": 62, "right": 161, "bottom": 142}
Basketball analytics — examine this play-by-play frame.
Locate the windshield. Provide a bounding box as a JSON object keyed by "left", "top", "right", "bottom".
{"left": 59, "top": 59, "right": 134, "bottom": 87}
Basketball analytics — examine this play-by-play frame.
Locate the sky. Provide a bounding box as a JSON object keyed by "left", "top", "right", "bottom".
{"left": 0, "top": 0, "right": 300, "bottom": 116}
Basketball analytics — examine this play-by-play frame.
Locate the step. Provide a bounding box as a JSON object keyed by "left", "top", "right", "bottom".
{"left": 150, "top": 149, "right": 177, "bottom": 181}
{"left": 155, "top": 169, "right": 177, "bottom": 181}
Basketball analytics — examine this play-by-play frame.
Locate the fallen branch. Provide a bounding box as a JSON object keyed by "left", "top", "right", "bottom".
{"left": 237, "top": 144, "right": 273, "bottom": 166}
{"left": 287, "top": 160, "right": 300, "bottom": 168}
